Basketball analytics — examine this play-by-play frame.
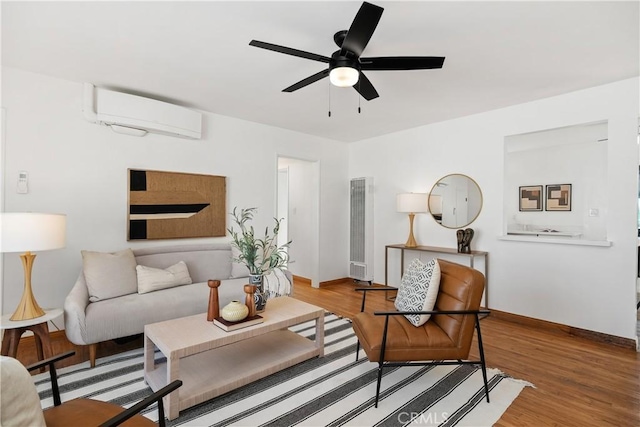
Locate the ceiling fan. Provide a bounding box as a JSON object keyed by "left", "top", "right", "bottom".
{"left": 249, "top": 1, "right": 445, "bottom": 101}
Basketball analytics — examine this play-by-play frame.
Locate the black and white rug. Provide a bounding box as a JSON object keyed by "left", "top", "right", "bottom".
{"left": 34, "top": 314, "right": 531, "bottom": 426}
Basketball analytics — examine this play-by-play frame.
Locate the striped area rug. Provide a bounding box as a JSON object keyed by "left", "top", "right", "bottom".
{"left": 35, "top": 314, "right": 531, "bottom": 426}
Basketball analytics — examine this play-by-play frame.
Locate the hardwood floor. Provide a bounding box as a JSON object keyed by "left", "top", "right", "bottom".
{"left": 10, "top": 279, "right": 640, "bottom": 426}
{"left": 295, "top": 280, "right": 640, "bottom": 426}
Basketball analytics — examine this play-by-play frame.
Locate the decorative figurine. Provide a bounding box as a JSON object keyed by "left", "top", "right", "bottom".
{"left": 457, "top": 228, "right": 474, "bottom": 253}
{"left": 244, "top": 284, "right": 257, "bottom": 317}
{"left": 207, "top": 279, "right": 221, "bottom": 321}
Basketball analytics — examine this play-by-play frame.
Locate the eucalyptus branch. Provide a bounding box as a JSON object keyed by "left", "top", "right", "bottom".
{"left": 228, "top": 207, "right": 290, "bottom": 276}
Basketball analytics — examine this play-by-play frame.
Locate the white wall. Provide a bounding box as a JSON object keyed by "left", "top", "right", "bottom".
{"left": 0, "top": 67, "right": 349, "bottom": 320}
{"left": 349, "top": 78, "right": 639, "bottom": 340}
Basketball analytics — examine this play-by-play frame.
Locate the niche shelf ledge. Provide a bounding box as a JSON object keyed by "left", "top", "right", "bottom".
{"left": 498, "top": 235, "right": 612, "bottom": 247}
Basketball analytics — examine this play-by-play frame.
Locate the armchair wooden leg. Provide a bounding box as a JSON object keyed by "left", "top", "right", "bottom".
{"left": 89, "top": 343, "right": 97, "bottom": 368}
{"left": 355, "top": 341, "right": 361, "bottom": 361}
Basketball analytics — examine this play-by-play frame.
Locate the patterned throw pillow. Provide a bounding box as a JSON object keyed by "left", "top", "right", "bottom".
{"left": 394, "top": 258, "right": 441, "bottom": 326}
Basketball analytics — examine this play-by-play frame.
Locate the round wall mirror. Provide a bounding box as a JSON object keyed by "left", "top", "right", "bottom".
{"left": 429, "top": 174, "right": 483, "bottom": 228}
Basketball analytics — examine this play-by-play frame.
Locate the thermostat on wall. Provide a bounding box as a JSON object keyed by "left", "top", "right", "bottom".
{"left": 17, "top": 171, "right": 28, "bottom": 194}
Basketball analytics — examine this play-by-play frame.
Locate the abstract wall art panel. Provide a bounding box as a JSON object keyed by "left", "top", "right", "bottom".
{"left": 545, "top": 184, "right": 572, "bottom": 211}
{"left": 128, "top": 169, "right": 226, "bottom": 240}
{"left": 519, "top": 185, "right": 543, "bottom": 212}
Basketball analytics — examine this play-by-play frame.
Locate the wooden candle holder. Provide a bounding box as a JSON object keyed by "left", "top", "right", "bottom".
{"left": 207, "top": 280, "right": 221, "bottom": 321}
{"left": 244, "top": 285, "right": 257, "bottom": 318}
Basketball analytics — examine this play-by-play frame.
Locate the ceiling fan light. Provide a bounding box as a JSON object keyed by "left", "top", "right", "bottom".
{"left": 330, "top": 67, "right": 359, "bottom": 87}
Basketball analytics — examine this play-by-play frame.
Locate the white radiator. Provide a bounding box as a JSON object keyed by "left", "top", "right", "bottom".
{"left": 349, "top": 177, "right": 374, "bottom": 282}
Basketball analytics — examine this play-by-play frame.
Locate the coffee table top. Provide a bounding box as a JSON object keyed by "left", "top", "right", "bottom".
{"left": 144, "top": 296, "right": 324, "bottom": 358}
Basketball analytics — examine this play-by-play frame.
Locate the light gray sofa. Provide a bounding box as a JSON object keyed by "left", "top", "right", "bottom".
{"left": 64, "top": 243, "right": 280, "bottom": 367}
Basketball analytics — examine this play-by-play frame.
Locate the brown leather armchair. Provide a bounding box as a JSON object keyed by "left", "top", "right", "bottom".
{"left": 352, "top": 259, "right": 490, "bottom": 407}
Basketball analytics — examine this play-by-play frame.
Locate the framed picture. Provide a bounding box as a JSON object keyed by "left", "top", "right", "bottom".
{"left": 127, "top": 169, "right": 226, "bottom": 240}
{"left": 546, "top": 184, "right": 572, "bottom": 211}
{"left": 519, "top": 185, "right": 543, "bottom": 211}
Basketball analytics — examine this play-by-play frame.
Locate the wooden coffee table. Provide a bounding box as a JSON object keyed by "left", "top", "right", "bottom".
{"left": 143, "top": 296, "right": 325, "bottom": 420}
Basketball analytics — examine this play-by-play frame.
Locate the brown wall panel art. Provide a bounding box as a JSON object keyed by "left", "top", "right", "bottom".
{"left": 128, "top": 169, "right": 226, "bottom": 240}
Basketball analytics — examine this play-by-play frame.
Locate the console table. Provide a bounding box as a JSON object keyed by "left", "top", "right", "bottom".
{"left": 385, "top": 244, "right": 489, "bottom": 308}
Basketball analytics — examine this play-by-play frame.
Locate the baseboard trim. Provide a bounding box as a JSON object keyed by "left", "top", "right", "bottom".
{"left": 490, "top": 309, "right": 636, "bottom": 349}
{"left": 292, "top": 275, "right": 312, "bottom": 286}
{"left": 316, "top": 277, "right": 385, "bottom": 287}
{"left": 319, "top": 277, "right": 350, "bottom": 287}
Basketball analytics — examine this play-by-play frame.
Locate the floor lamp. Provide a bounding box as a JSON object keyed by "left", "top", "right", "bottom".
{"left": 1, "top": 213, "right": 66, "bottom": 321}
{"left": 397, "top": 193, "right": 428, "bottom": 248}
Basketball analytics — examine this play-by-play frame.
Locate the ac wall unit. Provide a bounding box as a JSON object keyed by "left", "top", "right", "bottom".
{"left": 349, "top": 177, "right": 374, "bottom": 283}
{"left": 82, "top": 83, "right": 202, "bottom": 139}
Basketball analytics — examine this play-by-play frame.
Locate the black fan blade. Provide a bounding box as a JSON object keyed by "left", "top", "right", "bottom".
{"left": 353, "top": 72, "right": 379, "bottom": 101}
{"left": 340, "top": 2, "right": 384, "bottom": 57}
{"left": 283, "top": 69, "right": 330, "bottom": 92}
{"left": 360, "top": 56, "right": 445, "bottom": 70}
{"left": 249, "top": 40, "right": 330, "bottom": 63}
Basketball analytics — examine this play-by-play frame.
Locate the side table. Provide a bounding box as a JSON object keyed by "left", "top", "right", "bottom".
{"left": 0, "top": 308, "right": 63, "bottom": 364}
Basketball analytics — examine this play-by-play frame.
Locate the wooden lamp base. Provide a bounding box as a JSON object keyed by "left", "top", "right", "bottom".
{"left": 405, "top": 213, "right": 418, "bottom": 248}
{"left": 10, "top": 252, "right": 46, "bottom": 321}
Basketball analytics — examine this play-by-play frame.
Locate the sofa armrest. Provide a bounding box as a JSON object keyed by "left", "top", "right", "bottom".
{"left": 64, "top": 273, "right": 91, "bottom": 345}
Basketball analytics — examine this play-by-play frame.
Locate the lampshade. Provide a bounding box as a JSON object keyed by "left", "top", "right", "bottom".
{"left": 330, "top": 67, "right": 359, "bottom": 87}
{"left": 1, "top": 213, "right": 66, "bottom": 253}
{"left": 1, "top": 212, "right": 66, "bottom": 321}
{"left": 397, "top": 193, "right": 429, "bottom": 214}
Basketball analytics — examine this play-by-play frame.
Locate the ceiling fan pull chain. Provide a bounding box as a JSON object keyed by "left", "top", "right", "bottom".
{"left": 328, "top": 80, "right": 332, "bottom": 117}
{"left": 358, "top": 80, "right": 362, "bottom": 114}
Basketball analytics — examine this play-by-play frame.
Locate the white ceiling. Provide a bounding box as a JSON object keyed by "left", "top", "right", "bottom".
{"left": 2, "top": 1, "right": 638, "bottom": 143}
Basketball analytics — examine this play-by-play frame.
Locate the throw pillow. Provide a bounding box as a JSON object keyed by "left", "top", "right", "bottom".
{"left": 136, "top": 261, "right": 193, "bottom": 294}
{"left": 394, "top": 258, "right": 441, "bottom": 327}
{"left": 82, "top": 249, "right": 138, "bottom": 302}
{"left": 230, "top": 245, "right": 250, "bottom": 278}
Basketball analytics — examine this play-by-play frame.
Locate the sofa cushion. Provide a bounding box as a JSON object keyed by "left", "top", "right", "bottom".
{"left": 82, "top": 249, "right": 138, "bottom": 302}
{"left": 134, "top": 244, "right": 233, "bottom": 282}
{"left": 394, "top": 258, "right": 441, "bottom": 327}
{"left": 82, "top": 278, "right": 248, "bottom": 343}
{"left": 136, "top": 261, "right": 192, "bottom": 294}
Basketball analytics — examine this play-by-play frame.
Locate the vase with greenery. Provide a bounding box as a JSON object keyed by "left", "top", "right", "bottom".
{"left": 228, "top": 207, "right": 290, "bottom": 311}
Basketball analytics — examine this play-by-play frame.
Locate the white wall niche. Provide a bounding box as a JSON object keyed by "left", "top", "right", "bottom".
{"left": 503, "top": 121, "right": 610, "bottom": 245}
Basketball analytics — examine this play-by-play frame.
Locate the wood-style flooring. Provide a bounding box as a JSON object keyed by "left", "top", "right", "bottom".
{"left": 11, "top": 279, "right": 640, "bottom": 426}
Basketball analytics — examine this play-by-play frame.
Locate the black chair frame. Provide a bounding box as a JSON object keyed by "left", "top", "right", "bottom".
{"left": 355, "top": 287, "right": 491, "bottom": 408}
{"left": 26, "top": 351, "right": 182, "bottom": 427}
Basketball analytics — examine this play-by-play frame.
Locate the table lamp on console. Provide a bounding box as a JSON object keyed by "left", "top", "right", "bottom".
{"left": 397, "top": 193, "right": 429, "bottom": 248}
{"left": 0, "top": 213, "right": 66, "bottom": 321}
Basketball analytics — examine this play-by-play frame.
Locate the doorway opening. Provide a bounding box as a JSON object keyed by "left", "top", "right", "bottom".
{"left": 277, "top": 156, "right": 320, "bottom": 288}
